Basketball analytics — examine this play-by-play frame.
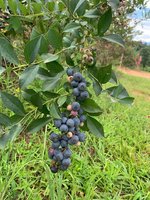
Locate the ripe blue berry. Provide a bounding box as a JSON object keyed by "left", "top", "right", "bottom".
{"left": 72, "top": 102, "right": 80, "bottom": 111}
{"left": 78, "top": 108, "right": 83, "bottom": 115}
{"left": 78, "top": 132, "right": 86, "bottom": 142}
{"left": 50, "top": 166, "right": 58, "bottom": 173}
{"left": 73, "top": 72, "right": 83, "bottom": 82}
{"left": 80, "top": 91, "right": 89, "bottom": 99}
{"left": 78, "top": 82, "right": 86, "bottom": 91}
{"left": 61, "top": 117, "right": 68, "bottom": 124}
{"left": 50, "top": 132, "right": 59, "bottom": 142}
{"left": 52, "top": 141, "right": 60, "bottom": 149}
{"left": 71, "top": 80, "right": 78, "bottom": 88}
{"left": 80, "top": 115, "right": 86, "bottom": 122}
{"left": 63, "top": 148, "right": 72, "bottom": 158}
{"left": 62, "top": 134, "right": 69, "bottom": 141}
{"left": 55, "top": 151, "right": 63, "bottom": 161}
{"left": 68, "top": 127, "right": 75, "bottom": 132}
{"left": 60, "top": 124, "right": 68, "bottom": 133}
{"left": 73, "top": 117, "right": 80, "bottom": 127}
{"left": 73, "top": 88, "right": 80, "bottom": 97}
{"left": 60, "top": 164, "right": 68, "bottom": 171}
{"left": 61, "top": 140, "right": 68, "bottom": 148}
{"left": 66, "top": 68, "right": 74, "bottom": 76}
{"left": 62, "top": 158, "right": 71, "bottom": 166}
{"left": 68, "top": 135, "right": 79, "bottom": 145}
{"left": 66, "top": 119, "right": 75, "bottom": 127}
{"left": 54, "top": 119, "right": 62, "bottom": 128}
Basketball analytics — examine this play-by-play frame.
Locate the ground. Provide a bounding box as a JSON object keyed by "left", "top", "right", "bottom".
{"left": 0, "top": 69, "right": 150, "bottom": 200}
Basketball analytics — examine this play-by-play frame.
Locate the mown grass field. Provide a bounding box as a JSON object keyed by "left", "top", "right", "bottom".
{"left": 0, "top": 71, "right": 150, "bottom": 200}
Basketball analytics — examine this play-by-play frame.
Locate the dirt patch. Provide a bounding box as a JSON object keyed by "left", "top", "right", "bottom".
{"left": 132, "top": 90, "right": 150, "bottom": 101}
{"left": 118, "top": 67, "right": 150, "bottom": 79}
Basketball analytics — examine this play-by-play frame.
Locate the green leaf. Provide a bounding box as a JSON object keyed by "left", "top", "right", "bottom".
{"left": 109, "top": 70, "right": 118, "bottom": 84}
{"left": 24, "top": 36, "right": 42, "bottom": 63}
{"left": 37, "top": 67, "right": 51, "bottom": 80}
{"left": 0, "top": 124, "right": 22, "bottom": 149}
{"left": 19, "top": 65, "right": 39, "bottom": 89}
{"left": 119, "top": 97, "right": 134, "bottom": 105}
{"left": 27, "top": 117, "right": 51, "bottom": 133}
{"left": 108, "top": 0, "right": 120, "bottom": 10}
{"left": 84, "top": 8, "right": 100, "bottom": 18}
{"left": 98, "top": 8, "right": 112, "bottom": 36}
{"left": 73, "top": 0, "right": 86, "bottom": 13}
{"left": 22, "top": 89, "right": 43, "bottom": 109}
{"left": 1, "top": 92, "right": 25, "bottom": 116}
{"left": 64, "top": 22, "right": 80, "bottom": 33}
{"left": 42, "top": 91, "right": 60, "bottom": 99}
{"left": 8, "top": 16, "right": 23, "bottom": 33}
{"left": 0, "top": 37, "right": 18, "bottom": 65}
{"left": 46, "top": 61, "right": 64, "bottom": 76}
{"left": 80, "top": 99, "right": 103, "bottom": 115}
{"left": 90, "top": 64, "right": 112, "bottom": 84}
{"left": 41, "top": 53, "right": 59, "bottom": 64}
{"left": 106, "top": 84, "right": 134, "bottom": 104}
{"left": 43, "top": 71, "right": 65, "bottom": 91}
{"left": 102, "top": 34, "right": 125, "bottom": 47}
{"left": 49, "top": 103, "right": 61, "bottom": 119}
{"left": 47, "top": 29, "right": 62, "bottom": 50}
{"left": 87, "top": 116, "right": 104, "bottom": 137}
{"left": 57, "top": 96, "right": 67, "bottom": 107}
{"left": 0, "top": 113, "right": 11, "bottom": 126}
{"left": 93, "top": 79, "right": 102, "bottom": 96}
{"left": 0, "top": 66, "right": 5, "bottom": 75}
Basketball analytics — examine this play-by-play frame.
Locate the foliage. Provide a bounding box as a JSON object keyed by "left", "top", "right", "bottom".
{"left": 0, "top": 1, "right": 134, "bottom": 152}
{"left": 0, "top": 72, "right": 149, "bottom": 199}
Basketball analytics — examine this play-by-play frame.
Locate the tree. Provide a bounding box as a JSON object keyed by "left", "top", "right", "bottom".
{"left": 0, "top": 0, "right": 136, "bottom": 172}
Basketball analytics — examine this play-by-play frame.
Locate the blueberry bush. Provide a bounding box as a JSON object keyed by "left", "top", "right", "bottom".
{"left": 0, "top": 0, "right": 135, "bottom": 172}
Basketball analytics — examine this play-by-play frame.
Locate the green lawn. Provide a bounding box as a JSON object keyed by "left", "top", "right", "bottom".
{"left": 0, "top": 72, "right": 150, "bottom": 200}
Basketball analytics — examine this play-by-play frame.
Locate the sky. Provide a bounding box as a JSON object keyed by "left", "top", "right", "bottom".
{"left": 131, "top": 2, "right": 150, "bottom": 43}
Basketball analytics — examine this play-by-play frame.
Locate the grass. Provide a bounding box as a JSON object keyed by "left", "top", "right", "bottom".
{"left": 0, "top": 71, "right": 150, "bottom": 200}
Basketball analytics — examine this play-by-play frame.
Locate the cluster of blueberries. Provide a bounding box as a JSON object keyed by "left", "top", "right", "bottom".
{"left": 49, "top": 69, "right": 89, "bottom": 173}
{"left": 67, "top": 69, "right": 89, "bottom": 101}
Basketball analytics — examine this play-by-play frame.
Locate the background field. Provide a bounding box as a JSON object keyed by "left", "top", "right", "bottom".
{"left": 0, "top": 71, "right": 150, "bottom": 200}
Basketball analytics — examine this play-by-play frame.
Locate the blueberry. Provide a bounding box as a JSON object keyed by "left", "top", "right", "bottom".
{"left": 62, "top": 134, "right": 69, "bottom": 141}
{"left": 50, "top": 166, "right": 58, "bottom": 173}
{"left": 66, "top": 68, "right": 74, "bottom": 76}
{"left": 68, "top": 127, "right": 75, "bottom": 132}
{"left": 60, "top": 165, "right": 68, "bottom": 171}
{"left": 78, "top": 82, "right": 86, "bottom": 91}
{"left": 54, "top": 119, "right": 62, "bottom": 128}
{"left": 55, "top": 151, "right": 63, "bottom": 161}
{"left": 50, "top": 132, "right": 59, "bottom": 142}
{"left": 63, "top": 148, "right": 72, "bottom": 158}
{"left": 80, "top": 115, "right": 86, "bottom": 122}
{"left": 60, "top": 124, "right": 68, "bottom": 133}
{"left": 66, "top": 119, "right": 75, "bottom": 127}
{"left": 62, "top": 158, "right": 71, "bottom": 166}
{"left": 68, "top": 135, "right": 79, "bottom": 145}
{"left": 71, "top": 80, "right": 78, "bottom": 88}
{"left": 52, "top": 141, "right": 60, "bottom": 149}
{"left": 78, "top": 108, "right": 83, "bottom": 115}
{"left": 73, "top": 117, "right": 80, "bottom": 127}
{"left": 73, "top": 88, "right": 80, "bottom": 97}
{"left": 78, "top": 132, "right": 86, "bottom": 142}
{"left": 80, "top": 91, "right": 89, "bottom": 99}
{"left": 73, "top": 72, "right": 83, "bottom": 82}
{"left": 61, "top": 140, "right": 68, "bottom": 148}
{"left": 61, "top": 117, "right": 68, "bottom": 124}
{"left": 72, "top": 102, "right": 80, "bottom": 111}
